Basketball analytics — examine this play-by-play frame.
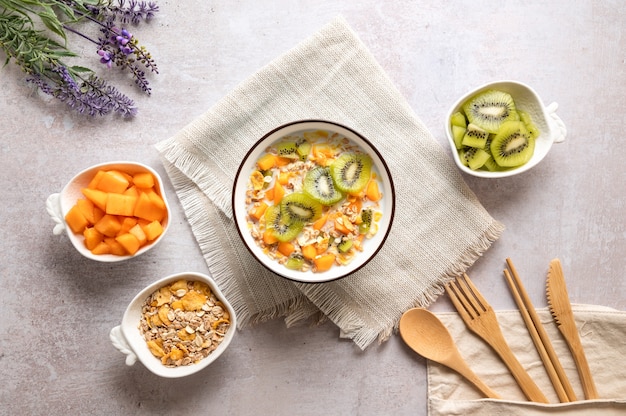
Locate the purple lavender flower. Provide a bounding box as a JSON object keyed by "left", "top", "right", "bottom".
{"left": 98, "top": 49, "right": 113, "bottom": 68}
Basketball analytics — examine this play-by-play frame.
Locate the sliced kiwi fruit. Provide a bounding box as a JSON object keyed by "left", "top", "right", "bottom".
{"left": 264, "top": 205, "right": 303, "bottom": 242}
{"left": 490, "top": 120, "right": 535, "bottom": 167}
{"left": 303, "top": 167, "right": 344, "bottom": 206}
{"left": 450, "top": 111, "right": 467, "bottom": 128}
{"left": 517, "top": 110, "right": 539, "bottom": 139}
{"left": 462, "top": 90, "right": 519, "bottom": 133}
{"left": 280, "top": 192, "right": 322, "bottom": 224}
{"left": 330, "top": 153, "right": 372, "bottom": 194}
{"left": 461, "top": 123, "right": 489, "bottom": 149}
{"left": 461, "top": 147, "right": 491, "bottom": 170}
{"left": 276, "top": 141, "right": 299, "bottom": 159}
{"left": 358, "top": 208, "right": 372, "bottom": 234}
{"left": 285, "top": 253, "right": 305, "bottom": 270}
{"left": 337, "top": 239, "right": 353, "bottom": 253}
{"left": 452, "top": 125, "right": 466, "bottom": 150}
{"left": 296, "top": 139, "right": 312, "bottom": 161}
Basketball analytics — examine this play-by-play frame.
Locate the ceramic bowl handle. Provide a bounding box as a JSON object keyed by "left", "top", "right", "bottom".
{"left": 546, "top": 102, "right": 566, "bottom": 143}
{"left": 110, "top": 326, "right": 137, "bottom": 366}
{"left": 46, "top": 193, "right": 66, "bottom": 235}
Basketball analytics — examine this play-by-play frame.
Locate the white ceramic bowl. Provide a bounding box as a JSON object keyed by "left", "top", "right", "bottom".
{"left": 46, "top": 161, "right": 170, "bottom": 262}
{"left": 232, "top": 120, "right": 396, "bottom": 284}
{"left": 110, "top": 272, "right": 236, "bottom": 378}
{"left": 445, "top": 80, "right": 567, "bottom": 178}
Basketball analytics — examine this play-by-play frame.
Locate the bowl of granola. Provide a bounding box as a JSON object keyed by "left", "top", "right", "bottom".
{"left": 232, "top": 120, "right": 395, "bottom": 284}
{"left": 110, "top": 272, "right": 236, "bottom": 378}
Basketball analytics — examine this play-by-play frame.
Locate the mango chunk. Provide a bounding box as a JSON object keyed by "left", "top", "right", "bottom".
{"left": 116, "top": 232, "right": 141, "bottom": 255}
{"left": 142, "top": 220, "right": 163, "bottom": 241}
{"left": 133, "top": 172, "right": 155, "bottom": 189}
{"left": 96, "top": 170, "right": 130, "bottom": 194}
{"left": 106, "top": 193, "right": 137, "bottom": 216}
{"left": 83, "top": 227, "right": 104, "bottom": 250}
{"left": 94, "top": 214, "right": 122, "bottom": 237}
{"left": 134, "top": 192, "right": 166, "bottom": 222}
{"left": 65, "top": 205, "right": 89, "bottom": 234}
{"left": 81, "top": 188, "right": 108, "bottom": 212}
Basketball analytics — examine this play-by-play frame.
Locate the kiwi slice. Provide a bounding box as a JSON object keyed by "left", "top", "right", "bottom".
{"left": 330, "top": 153, "right": 372, "bottom": 194}
{"left": 517, "top": 110, "right": 540, "bottom": 139}
{"left": 276, "top": 141, "right": 299, "bottom": 159}
{"left": 452, "top": 125, "right": 466, "bottom": 150}
{"left": 450, "top": 111, "right": 467, "bottom": 128}
{"left": 285, "top": 253, "right": 305, "bottom": 270}
{"left": 461, "top": 147, "right": 491, "bottom": 170}
{"left": 296, "top": 139, "right": 312, "bottom": 161}
{"left": 490, "top": 120, "right": 535, "bottom": 167}
{"left": 358, "top": 208, "right": 372, "bottom": 234}
{"left": 461, "top": 123, "right": 489, "bottom": 149}
{"left": 303, "top": 167, "right": 344, "bottom": 206}
{"left": 462, "top": 90, "right": 519, "bottom": 133}
{"left": 337, "top": 239, "right": 353, "bottom": 253}
{"left": 280, "top": 192, "right": 322, "bottom": 224}
{"left": 264, "top": 205, "right": 303, "bottom": 242}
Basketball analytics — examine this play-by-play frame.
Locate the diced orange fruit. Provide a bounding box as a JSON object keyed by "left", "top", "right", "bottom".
{"left": 272, "top": 182, "right": 285, "bottom": 205}
{"left": 262, "top": 229, "right": 278, "bottom": 245}
{"left": 87, "top": 170, "right": 105, "bottom": 189}
{"left": 277, "top": 241, "right": 295, "bottom": 257}
{"left": 312, "top": 211, "right": 329, "bottom": 231}
{"left": 104, "top": 237, "right": 127, "bottom": 255}
{"left": 133, "top": 172, "right": 155, "bottom": 189}
{"left": 76, "top": 199, "right": 97, "bottom": 224}
{"left": 257, "top": 153, "right": 276, "bottom": 171}
{"left": 249, "top": 202, "right": 268, "bottom": 222}
{"left": 313, "top": 253, "right": 336, "bottom": 272}
{"left": 96, "top": 170, "right": 130, "bottom": 194}
{"left": 81, "top": 188, "right": 108, "bottom": 212}
{"left": 302, "top": 245, "right": 317, "bottom": 261}
{"left": 106, "top": 193, "right": 137, "bottom": 216}
{"left": 65, "top": 168, "right": 167, "bottom": 256}
{"left": 91, "top": 241, "right": 111, "bottom": 255}
{"left": 116, "top": 233, "right": 141, "bottom": 255}
{"left": 83, "top": 227, "right": 104, "bottom": 250}
{"left": 134, "top": 192, "right": 166, "bottom": 222}
{"left": 65, "top": 205, "right": 89, "bottom": 234}
{"left": 365, "top": 179, "right": 382, "bottom": 202}
{"left": 94, "top": 214, "right": 122, "bottom": 237}
{"left": 129, "top": 224, "right": 148, "bottom": 246}
{"left": 142, "top": 220, "right": 163, "bottom": 241}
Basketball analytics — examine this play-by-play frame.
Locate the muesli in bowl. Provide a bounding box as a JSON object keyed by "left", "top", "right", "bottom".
{"left": 232, "top": 120, "right": 395, "bottom": 284}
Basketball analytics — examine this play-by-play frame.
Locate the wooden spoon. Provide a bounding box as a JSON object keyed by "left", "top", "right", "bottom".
{"left": 399, "top": 308, "right": 500, "bottom": 399}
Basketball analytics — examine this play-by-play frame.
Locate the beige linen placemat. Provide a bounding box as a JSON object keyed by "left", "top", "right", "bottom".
{"left": 156, "top": 16, "right": 504, "bottom": 349}
{"left": 428, "top": 304, "right": 626, "bottom": 415}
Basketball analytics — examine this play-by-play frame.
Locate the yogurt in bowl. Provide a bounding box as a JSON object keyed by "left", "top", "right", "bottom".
{"left": 232, "top": 120, "right": 395, "bottom": 284}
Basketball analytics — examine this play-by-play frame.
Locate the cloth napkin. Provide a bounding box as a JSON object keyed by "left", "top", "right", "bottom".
{"left": 428, "top": 304, "right": 626, "bottom": 415}
{"left": 155, "top": 16, "right": 503, "bottom": 349}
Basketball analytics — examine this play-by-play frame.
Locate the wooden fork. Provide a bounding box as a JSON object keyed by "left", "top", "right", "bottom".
{"left": 446, "top": 274, "right": 549, "bottom": 403}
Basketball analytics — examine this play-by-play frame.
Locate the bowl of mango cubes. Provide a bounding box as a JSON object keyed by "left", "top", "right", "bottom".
{"left": 232, "top": 120, "right": 395, "bottom": 284}
{"left": 47, "top": 161, "right": 170, "bottom": 262}
{"left": 445, "top": 80, "right": 567, "bottom": 178}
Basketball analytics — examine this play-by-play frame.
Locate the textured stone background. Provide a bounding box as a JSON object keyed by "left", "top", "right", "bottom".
{"left": 1, "top": 1, "right": 624, "bottom": 414}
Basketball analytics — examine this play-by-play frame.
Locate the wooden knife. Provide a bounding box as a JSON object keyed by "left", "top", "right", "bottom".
{"left": 546, "top": 258, "right": 599, "bottom": 400}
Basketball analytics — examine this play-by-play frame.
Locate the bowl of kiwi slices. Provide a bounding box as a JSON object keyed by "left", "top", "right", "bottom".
{"left": 446, "top": 80, "right": 566, "bottom": 178}
{"left": 232, "top": 120, "right": 395, "bottom": 283}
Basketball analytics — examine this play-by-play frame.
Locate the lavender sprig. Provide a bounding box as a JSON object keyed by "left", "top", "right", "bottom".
{"left": 0, "top": 0, "right": 159, "bottom": 117}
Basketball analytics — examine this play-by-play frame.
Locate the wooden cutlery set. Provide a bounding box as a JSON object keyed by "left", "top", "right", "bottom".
{"left": 400, "top": 258, "right": 598, "bottom": 403}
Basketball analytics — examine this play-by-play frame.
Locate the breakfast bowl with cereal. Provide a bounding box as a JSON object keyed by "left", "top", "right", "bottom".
{"left": 232, "top": 120, "right": 395, "bottom": 284}
{"left": 110, "top": 272, "right": 236, "bottom": 378}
